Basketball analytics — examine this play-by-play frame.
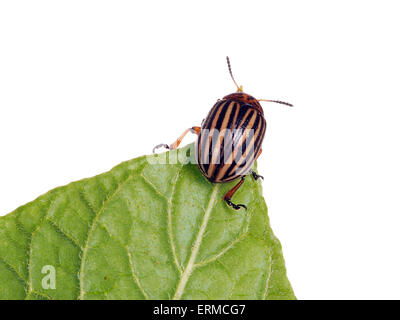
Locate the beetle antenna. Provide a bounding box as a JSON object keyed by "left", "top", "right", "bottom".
{"left": 226, "top": 56, "right": 242, "bottom": 92}
{"left": 258, "top": 99, "right": 294, "bottom": 107}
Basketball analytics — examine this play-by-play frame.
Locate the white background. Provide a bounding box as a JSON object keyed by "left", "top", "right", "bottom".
{"left": 1, "top": 1, "right": 400, "bottom": 299}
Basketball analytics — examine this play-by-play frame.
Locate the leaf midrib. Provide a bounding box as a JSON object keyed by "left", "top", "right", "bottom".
{"left": 172, "top": 184, "right": 220, "bottom": 300}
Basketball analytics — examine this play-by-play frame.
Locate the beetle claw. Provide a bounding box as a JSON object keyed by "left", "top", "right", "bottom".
{"left": 250, "top": 170, "right": 264, "bottom": 181}
{"left": 226, "top": 200, "right": 247, "bottom": 211}
{"left": 152, "top": 143, "right": 170, "bottom": 153}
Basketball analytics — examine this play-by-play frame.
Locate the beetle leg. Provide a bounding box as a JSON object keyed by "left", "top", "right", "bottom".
{"left": 250, "top": 170, "right": 264, "bottom": 181}
{"left": 153, "top": 126, "right": 201, "bottom": 153}
{"left": 248, "top": 149, "right": 264, "bottom": 180}
{"left": 223, "top": 176, "right": 247, "bottom": 211}
{"left": 170, "top": 126, "right": 201, "bottom": 149}
{"left": 152, "top": 143, "right": 170, "bottom": 153}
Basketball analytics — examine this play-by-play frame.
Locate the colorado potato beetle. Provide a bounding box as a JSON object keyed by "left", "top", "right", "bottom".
{"left": 153, "top": 57, "right": 292, "bottom": 210}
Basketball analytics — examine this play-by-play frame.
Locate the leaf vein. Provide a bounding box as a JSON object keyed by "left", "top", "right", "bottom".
{"left": 78, "top": 169, "right": 143, "bottom": 300}
{"left": 172, "top": 184, "right": 220, "bottom": 300}
{"left": 126, "top": 247, "right": 150, "bottom": 299}
{"left": 26, "top": 196, "right": 58, "bottom": 297}
{"left": 0, "top": 257, "right": 28, "bottom": 286}
{"left": 140, "top": 174, "right": 169, "bottom": 201}
{"left": 166, "top": 166, "right": 184, "bottom": 274}
{"left": 194, "top": 232, "right": 248, "bottom": 268}
{"left": 262, "top": 249, "right": 273, "bottom": 300}
{"left": 47, "top": 218, "right": 83, "bottom": 250}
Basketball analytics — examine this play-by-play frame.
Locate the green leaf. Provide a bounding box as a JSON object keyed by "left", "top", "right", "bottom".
{"left": 0, "top": 144, "right": 295, "bottom": 300}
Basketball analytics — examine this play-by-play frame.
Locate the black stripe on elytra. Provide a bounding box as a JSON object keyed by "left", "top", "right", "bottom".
{"left": 234, "top": 114, "right": 261, "bottom": 172}
{"left": 231, "top": 115, "right": 265, "bottom": 177}
{"left": 199, "top": 100, "right": 228, "bottom": 173}
{"left": 203, "top": 100, "right": 226, "bottom": 129}
{"left": 224, "top": 111, "right": 264, "bottom": 180}
{"left": 198, "top": 104, "right": 218, "bottom": 171}
{"left": 221, "top": 112, "right": 255, "bottom": 180}
{"left": 229, "top": 106, "right": 254, "bottom": 151}
{"left": 214, "top": 101, "right": 231, "bottom": 131}
{"left": 200, "top": 127, "right": 220, "bottom": 175}
{"left": 218, "top": 101, "right": 238, "bottom": 167}
{"left": 203, "top": 101, "right": 232, "bottom": 175}
{"left": 208, "top": 107, "right": 236, "bottom": 181}
{"left": 199, "top": 132, "right": 210, "bottom": 173}
{"left": 233, "top": 117, "right": 266, "bottom": 179}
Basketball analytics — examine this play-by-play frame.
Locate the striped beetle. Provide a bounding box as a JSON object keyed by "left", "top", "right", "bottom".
{"left": 153, "top": 57, "right": 292, "bottom": 210}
